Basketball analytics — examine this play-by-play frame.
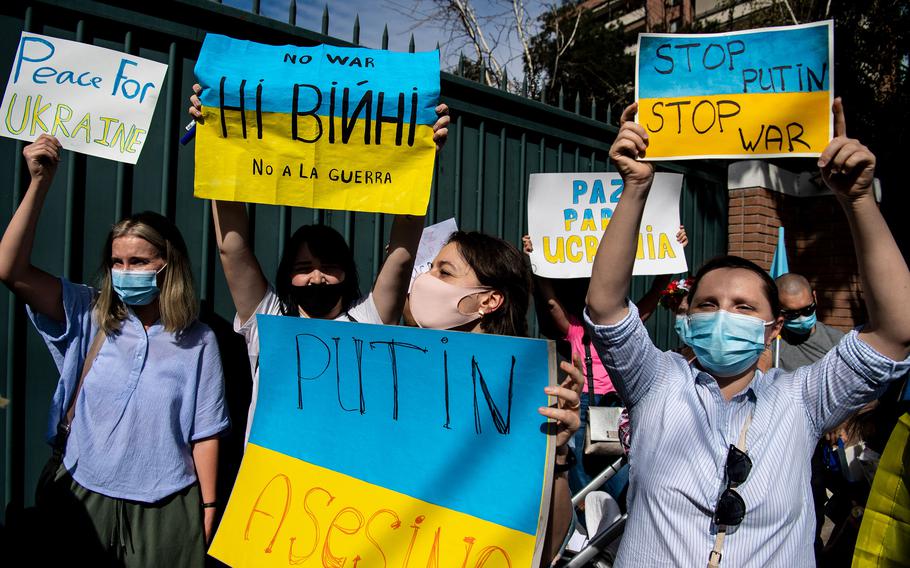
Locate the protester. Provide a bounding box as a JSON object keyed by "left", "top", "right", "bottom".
{"left": 522, "top": 229, "right": 687, "bottom": 494}
{"left": 191, "top": 87, "right": 578, "bottom": 562}
{"left": 189, "top": 86, "right": 449, "bottom": 441}
{"left": 772, "top": 272, "right": 852, "bottom": 558}
{"left": 0, "top": 135, "right": 230, "bottom": 564}
{"left": 409, "top": 230, "right": 584, "bottom": 564}
{"left": 584, "top": 99, "right": 910, "bottom": 567}
{"left": 775, "top": 273, "right": 845, "bottom": 371}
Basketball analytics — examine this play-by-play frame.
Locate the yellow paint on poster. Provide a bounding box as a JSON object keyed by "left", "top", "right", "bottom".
{"left": 638, "top": 91, "right": 830, "bottom": 159}
{"left": 209, "top": 443, "right": 537, "bottom": 568}
{"left": 194, "top": 107, "right": 435, "bottom": 215}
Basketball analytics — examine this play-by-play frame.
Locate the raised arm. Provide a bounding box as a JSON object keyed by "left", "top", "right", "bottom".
{"left": 372, "top": 214, "right": 424, "bottom": 324}
{"left": 586, "top": 103, "right": 655, "bottom": 325}
{"left": 190, "top": 84, "right": 269, "bottom": 324}
{"left": 211, "top": 200, "right": 268, "bottom": 325}
{"left": 822, "top": 99, "right": 910, "bottom": 360}
{"left": 370, "top": 104, "right": 450, "bottom": 324}
{"left": 0, "top": 135, "right": 64, "bottom": 321}
{"left": 636, "top": 274, "right": 672, "bottom": 323}
{"left": 522, "top": 235, "right": 571, "bottom": 338}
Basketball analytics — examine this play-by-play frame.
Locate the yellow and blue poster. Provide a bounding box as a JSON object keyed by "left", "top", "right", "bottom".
{"left": 193, "top": 34, "right": 439, "bottom": 214}
{"left": 635, "top": 21, "right": 833, "bottom": 160}
{"left": 527, "top": 172, "right": 686, "bottom": 278}
{"left": 209, "top": 316, "right": 557, "bottom": 568}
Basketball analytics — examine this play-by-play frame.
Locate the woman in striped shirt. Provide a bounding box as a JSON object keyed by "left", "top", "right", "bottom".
{"left": 583, "top": 99, "right": 910, "bottom": 567}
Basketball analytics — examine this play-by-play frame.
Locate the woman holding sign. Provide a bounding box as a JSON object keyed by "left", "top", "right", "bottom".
{"left": 405, "top": 229, "right": 584, "bottom": 563}
{"left": 0, "top": 135, "right": 229, "bottom": 564}
{"left": 189, "top": 86, "right": 451, "bottom": 443}
{"left": 584, "top": 100, "right": 910, "bottom": 567}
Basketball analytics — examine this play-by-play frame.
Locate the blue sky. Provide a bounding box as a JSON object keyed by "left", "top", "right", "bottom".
{"left": 221, "top": 0, "right": 547, "bottom": 76}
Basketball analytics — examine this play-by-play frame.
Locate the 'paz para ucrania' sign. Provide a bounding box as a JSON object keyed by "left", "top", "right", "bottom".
{"left": 192, "top": 34, "right": 441, "bottom": 215}
{"left": 0, "top": 32, "right": 168, "bottom": 164}
{"left": 527, "top": 172, "right": 687, "bottom": 278}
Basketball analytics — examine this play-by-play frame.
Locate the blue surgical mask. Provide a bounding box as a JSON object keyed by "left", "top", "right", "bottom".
{"left": 111, "top": 266, "right": 166, "bottom": 306}
{"left": 683, "top": 310, "right": 773, "bottom": 377}
{"left": 784, "top": 313, "right": 816, "bottom": 335}
{"left": 674, "top": 314, "right": 689, "bottom": 342}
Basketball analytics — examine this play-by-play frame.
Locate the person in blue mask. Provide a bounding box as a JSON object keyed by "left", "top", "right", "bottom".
{"left": 775, "top": 272, "right": 844, "bottom": 372}
{"left": 583, "top": 99, "right": 910, "bottom": 568}
{"left": 0, "top": 134, "right": 230, "bottom": 565}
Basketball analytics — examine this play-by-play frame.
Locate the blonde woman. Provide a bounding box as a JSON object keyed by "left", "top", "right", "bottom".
{"left": 0, "top": 134, "right": 230, "bottom": 565}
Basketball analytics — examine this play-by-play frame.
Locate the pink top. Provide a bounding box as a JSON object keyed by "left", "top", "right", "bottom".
{"left": 565, "top": 316, "right": 616, "bottom": 395}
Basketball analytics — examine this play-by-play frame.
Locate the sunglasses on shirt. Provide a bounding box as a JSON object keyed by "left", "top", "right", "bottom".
{"left": 780, "top": 302, "right": 817, "bottom": 321}
{"left": 713, "top": 444, "right": 753, "bottom": 526}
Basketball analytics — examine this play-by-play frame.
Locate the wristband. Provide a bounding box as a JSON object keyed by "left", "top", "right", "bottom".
{"left": 554, "top": 448, "right": 576, "bottom": 474}
{"left": 203, "top": 501, "right": 218, "bottom": 509}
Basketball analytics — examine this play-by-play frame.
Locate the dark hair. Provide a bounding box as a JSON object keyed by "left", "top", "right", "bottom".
{"left": 447, "top": 231, "right": 532, "bottom": 337}
{"left": 687, "top": 255, "right": 779, "bottom": 316}
{"left": 275, "top": 224, "right": 361, "bottom": 316}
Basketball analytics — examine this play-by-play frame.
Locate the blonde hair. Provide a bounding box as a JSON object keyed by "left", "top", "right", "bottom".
{"left": 94, "top": 212, "right": 198, "bottom": 335}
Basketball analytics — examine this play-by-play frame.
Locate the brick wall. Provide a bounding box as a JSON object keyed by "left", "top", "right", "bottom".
{"left": 727, "top": 186, "right": 865, "bottom": 331}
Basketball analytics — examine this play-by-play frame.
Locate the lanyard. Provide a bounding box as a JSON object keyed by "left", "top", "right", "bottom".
{"left": 707, "top": 411, "right": 753, "bottom": 568}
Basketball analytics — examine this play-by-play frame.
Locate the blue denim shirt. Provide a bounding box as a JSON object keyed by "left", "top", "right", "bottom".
{"left": 28, "top": 278, "right": 230, "bottom": 502}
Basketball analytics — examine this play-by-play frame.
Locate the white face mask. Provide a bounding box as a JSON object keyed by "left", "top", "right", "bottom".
{"left": 408, "top": 272, "right": 491, "bottom": 330}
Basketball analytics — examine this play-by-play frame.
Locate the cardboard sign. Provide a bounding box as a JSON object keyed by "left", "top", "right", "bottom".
{"left": 209, "top": 316, "right": 557, "bottom": 568}
{"left": 635, "top": 21, "right": 833, "bottom": 159}
{"left": 527, "top": 172, "right": 686, "bottom": 278}
{"left": 0, "top": 32, "right": 168, "bottom": 164}
{"left": 410, "top": 217, "right": 458, "bottom": 291}
{"left": 193, "top": 34, "right": 440, "bottom": 215}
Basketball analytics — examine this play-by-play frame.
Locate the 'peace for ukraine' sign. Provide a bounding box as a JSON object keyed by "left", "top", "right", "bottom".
{"left": 635, "top": 21, "right": 833, "bottom": 160}
{"left": 0, "top": 32, "right": 168, "bottom": 164}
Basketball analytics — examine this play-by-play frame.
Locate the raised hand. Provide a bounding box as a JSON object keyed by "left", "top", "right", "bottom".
{"left": 22, "top": 134, "right": 62, "bottom": 186}
{"left": 188, "top": 83, "right": 203, "bottom": 123}
{"left": 521, "top": 234, "right": 533, "bottom": 254}
{"left": 676, "top": 225, "right": 688, "bottom": 247}
{"left": 539, "top": 354, "right": 584, "bottom": 451}
{"left": 433, "top": 103, "right": 450, "bottom": 153}
{"left": 818, "top": 98, "right": 876, "bottom": 202}
{"left": 609, "top": 103, "right": 655, "bottom": 188}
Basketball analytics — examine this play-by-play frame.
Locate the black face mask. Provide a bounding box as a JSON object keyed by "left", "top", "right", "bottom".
{"left": 290, "top": 283, "right": 344, "bottom": 317}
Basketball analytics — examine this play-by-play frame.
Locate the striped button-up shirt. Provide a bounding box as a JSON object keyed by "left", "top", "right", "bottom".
{"left": 585, "top": 302, "right": 909, "bottom": 567}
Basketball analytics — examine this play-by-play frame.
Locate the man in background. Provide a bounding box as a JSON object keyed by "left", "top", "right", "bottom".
{"left": 776, "top": 273, "right": 844, "bottom": 371}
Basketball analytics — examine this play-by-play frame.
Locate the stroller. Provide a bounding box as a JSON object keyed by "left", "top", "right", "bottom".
{"left": 556, "top": 455, "right": 629, "bottom": 568}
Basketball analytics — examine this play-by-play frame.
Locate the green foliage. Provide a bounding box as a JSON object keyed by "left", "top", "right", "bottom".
{"left": 526, "top": 1, "right": 634, "bottom": 113}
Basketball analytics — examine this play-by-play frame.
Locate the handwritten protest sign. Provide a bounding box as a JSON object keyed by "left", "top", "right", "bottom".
{"left": 527, "top": 172, "right": 686, "bottom": 278}
{"left": 209, "top": 316, "right": 556, "bottom": 568}
{"left": 0, "top": 32, "right": 167, "bottom": 164}
{"left": 410, "top": 217, "right": 458, "bottom": 291}
{"left": 193, "top": 34, "right": 440, "bottom": 215}
{"left": 635, "top": 21, "right": 833, "bottom": 160}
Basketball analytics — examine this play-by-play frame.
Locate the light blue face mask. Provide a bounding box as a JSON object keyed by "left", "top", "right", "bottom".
{"left": 784, "top": 313, "right": 816, "bottom": 335}
{"left": 111, "top": 266, "right": 166, "bottom": 306}
{"left": 674, "top": 314, "right": 689, "bottom": 342}
{"left": 683, "top": 310, "right": 773, "bottom": 377}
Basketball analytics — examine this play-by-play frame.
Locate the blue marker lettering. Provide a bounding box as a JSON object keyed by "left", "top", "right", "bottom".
{"left": 14, "top": 36, "right": 54, "bottom": 84}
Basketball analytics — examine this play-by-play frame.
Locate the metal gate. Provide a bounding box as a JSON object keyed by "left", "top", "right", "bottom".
{"left": 0, "top": 0, "right": 728, "bottom": 519}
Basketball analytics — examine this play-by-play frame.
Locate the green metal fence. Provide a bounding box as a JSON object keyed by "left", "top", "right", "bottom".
{"left": 0, "top": 0, "right": 728, "bottom": 521}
